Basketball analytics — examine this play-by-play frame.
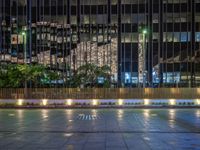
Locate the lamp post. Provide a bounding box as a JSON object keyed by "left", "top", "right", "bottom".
{"left": 142, "top": 29, "right": 147, "bottom": 88}
{"left": 21, "top": 31, "right": 27, "bottom": 98}
{"left": 21, "top": 31, "right": 26, "bottom": 63}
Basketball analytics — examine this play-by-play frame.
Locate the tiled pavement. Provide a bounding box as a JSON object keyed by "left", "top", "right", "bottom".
{"left": 0, "top": 109, "right": 200, "bottom": 150}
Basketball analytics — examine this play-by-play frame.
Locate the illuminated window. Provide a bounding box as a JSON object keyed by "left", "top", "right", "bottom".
{"left": 195, "top": 32, "right": 200, "bottom": 42}
{"left": 181, "top": 32, "right": 190, "bottom": 42}
{"left": 163, "top": 72, "right": 180, "bottom": 83}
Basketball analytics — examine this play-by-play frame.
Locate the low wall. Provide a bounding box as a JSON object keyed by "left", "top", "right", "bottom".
{"left": 0, "top": 88, "right": 200, "bottom": 99}
{"left": 0, "top": 99, "right": 199, "bottom": 108}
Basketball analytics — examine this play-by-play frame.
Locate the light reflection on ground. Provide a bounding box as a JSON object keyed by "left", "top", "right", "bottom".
{"left": 0, "top": 109, "right": 200, "bottom": 149}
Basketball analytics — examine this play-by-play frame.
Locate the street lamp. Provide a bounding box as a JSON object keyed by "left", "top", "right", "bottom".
{"left": 21, "top": 31, "right": 26, "bottom": 63}
{"left": 142, "top": 29, "right": 147, "bottom": 88}
{"left": 143, "top": 29, "right": 147, "bottom": 35}
{"left": 21, "top": 31, "right": 26, "bottom": 36}
{"left": 21, "top": 31, "right": 28, "bottom": 98}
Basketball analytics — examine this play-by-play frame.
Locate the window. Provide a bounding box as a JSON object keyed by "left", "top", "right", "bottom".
{"left": 181, "top": 32, "right": 190, "bottom": 42}
{"left": 173, "top": 32, "right": 180, "bottom": 42}
{"left": 153, "top": 33, "right": 159, "bottom": 42}
{"left": 163, "top": 32, "right": 190, "bottom": 42}
{"left": 124, "top": 72, "right": 131, "bottom": 84}
{"left": 196, "top": 32, "right": 200, "bottom": 42}
{"left": 163, "top": 72, "right": 180, "bottom": 83}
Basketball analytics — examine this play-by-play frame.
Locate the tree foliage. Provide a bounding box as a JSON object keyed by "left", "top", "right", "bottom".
{"left": 0, "top": 63, "right": 112, "bottom": 88}
{"left": 0, "top": 64, "right": 60, "bottom": 88}
{"left": 71, "top": 63, "right": 112, "bottom": 88}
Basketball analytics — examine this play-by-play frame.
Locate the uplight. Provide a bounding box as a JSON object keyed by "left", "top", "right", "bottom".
{"left": 169, "top": 99, "right": 176, "bottom": 105}
{"left": 17, "top": 99, "right": 23, "bottom": 106}
{"left": 144, "top": 99, "right": 150, "bottom": 105}
{"left": 92, "top": 99, "right": 98, "bottom": 106}
{"left": 66, "top": 99, "right": 72, "bottom": 106}
{"left": 118, "top": 99, "right": 123, "bottom": 105}
{"left": 42, "top": 99, "right": 48, "bottom": 106}
{"left": 197, "top": 99, "right": 200, "bottom": 105}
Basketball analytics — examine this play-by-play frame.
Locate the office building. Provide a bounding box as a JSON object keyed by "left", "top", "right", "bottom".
{"left": 0, "top": 0, "right": 200, "bottom": 87}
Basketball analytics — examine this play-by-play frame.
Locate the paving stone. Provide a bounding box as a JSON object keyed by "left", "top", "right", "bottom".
{"left": 0, "top": 109, "right": 200, "bottom": 149}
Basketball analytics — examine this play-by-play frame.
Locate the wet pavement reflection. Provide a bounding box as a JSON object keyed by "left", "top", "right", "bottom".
{"left": 0, "top": 109, "right": 200, "bottom": 150}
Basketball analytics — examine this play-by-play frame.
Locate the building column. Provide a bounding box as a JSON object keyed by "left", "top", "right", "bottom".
{"left": 27, "top": 0, "right": 32, "bottom": 63}
{"left": 147, "top": 0, "right": 153, "bottom": 87}
{"left": 159, "top": 0, "right": 163, "bottom": 86}
{"left": 188, "top": 0, "right": 195, "bottom": 87}
{"left": 117, "top": 0, "right": 122, "bottom": 87}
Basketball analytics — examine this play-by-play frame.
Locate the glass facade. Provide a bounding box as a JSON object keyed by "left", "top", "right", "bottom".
{"left": 0, "top": 0, "right": 200, "bottom": 87}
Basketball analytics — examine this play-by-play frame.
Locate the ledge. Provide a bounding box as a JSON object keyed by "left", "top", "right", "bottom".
{"left": 0, "top": 98, "right": 199, "bottom": 108}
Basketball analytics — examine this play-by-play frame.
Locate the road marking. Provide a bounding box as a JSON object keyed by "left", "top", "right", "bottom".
{"left": 77, "top": 114, "right": 100, "bottom": 120}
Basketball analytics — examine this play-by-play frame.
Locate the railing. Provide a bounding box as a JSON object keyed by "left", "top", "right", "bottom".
{"left": 0, "top": 88, "right": 200, "bottom": 99}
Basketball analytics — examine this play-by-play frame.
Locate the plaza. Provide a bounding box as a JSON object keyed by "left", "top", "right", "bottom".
{"left": 1, "top": 1, "right": 200, "bottom": 149}
{"left": 1, "top": 108, "right": 200, "bottom": 150}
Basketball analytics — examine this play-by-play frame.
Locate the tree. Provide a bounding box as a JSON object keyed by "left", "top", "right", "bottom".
{"left": 0, "top": 63, "right": 59, "bottom": 88}
{"left": 0, "top": 63, "right": 111, "bottom": 88}
{"left": 14, "top": 64, "right": 48, "bottom": 88}
{"left": 41, "top": 70, "right": 61, "bottom": 87}
{"left": 71, "top": 63, "right": 112, "bottom": 88}
{"left": 97, "top": 65, "right": 111, "bottom": 87}
{"left": 0, "top": 64, "right": 23, "bottom": 88}
{"left": 0, "top": 65, "right": 7, "bottom": 88}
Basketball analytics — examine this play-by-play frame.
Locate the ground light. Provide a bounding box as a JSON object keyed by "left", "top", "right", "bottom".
{"left": 92, "top": 99, "right": 98, "bottom": 106}
{"left": 42, "top": 99, "right": 48, "bottom": 106}
{"left": 144, "top": 99, "right": 150, "bottom": 105}
{"left": 169, "top": 99, "right": 176, "bottom": 105}
{"left": 17, "top": 99, "right": 23, "bottom": 106}
{"left": 118, "top": 99, "right": 123, "bottom": 105}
